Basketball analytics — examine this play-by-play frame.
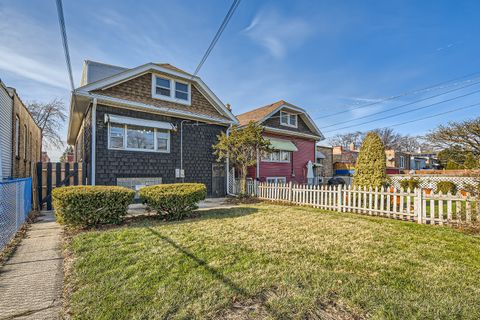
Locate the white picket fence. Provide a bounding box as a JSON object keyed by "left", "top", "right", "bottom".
{"left": 251, "top": 183, "right": 479, "bottom": 226}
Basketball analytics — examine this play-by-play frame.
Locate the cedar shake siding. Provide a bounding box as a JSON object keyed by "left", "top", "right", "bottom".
{"left": 92, "top": 105, "right": 225, "bottom": 196}
{"left": 92, "top": 72, "right": 229, "bottom": 121}
{"left": 262, "top": 110, "right": 317, "bottom": 136}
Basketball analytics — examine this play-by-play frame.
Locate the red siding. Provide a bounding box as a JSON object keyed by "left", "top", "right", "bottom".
{"left": 248, "top": 133, "right": 316, "bottom": 184}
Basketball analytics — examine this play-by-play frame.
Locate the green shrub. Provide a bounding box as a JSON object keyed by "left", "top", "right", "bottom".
{"left": 436, "top": 181, "right": 457, "bottom": 194}
{"left": 140, "top": 183, "right": 207, "bottom": 220}
{"left": 353, "top": 132, "right": 387, "bottom": 188}
{"left": 399, "top": 178, "right": 420, "bottom": 191}
{"left": 52, "top": 186, "right": 135, "bottom": 227}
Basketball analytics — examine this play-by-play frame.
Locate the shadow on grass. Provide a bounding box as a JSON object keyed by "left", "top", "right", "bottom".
{"left": 126, "top": 207, "right": 259, "bottom": 227}
{"left": 147, "top": 227, "right": 283, "bottom": 319}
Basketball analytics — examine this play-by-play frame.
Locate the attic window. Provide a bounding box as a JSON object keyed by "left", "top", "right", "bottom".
{"left": 280, "top": 111, "right": 297, "bottom": 128}
{"left": 155, "top": 77, "right": 170, "bottom": 97}
{"left": 151, "top": 74, "right": 191, "bottom": 105}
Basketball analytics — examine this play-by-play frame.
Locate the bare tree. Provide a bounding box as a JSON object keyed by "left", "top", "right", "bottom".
{"left": 328, "top": 131, "right": 363, "bottom": 149}
{"left": 370, "top": 128, "right": 403, "bottom": 150}
{"left": 27, "top": 99, "right": 67, "bottom": 149}
{"left": 426, "top": 118, "right": 480, "bottom": 154}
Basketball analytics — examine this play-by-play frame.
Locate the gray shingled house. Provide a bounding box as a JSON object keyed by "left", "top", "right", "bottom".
{"left": 67, "top": 61, "right": 238, "bottom": 197}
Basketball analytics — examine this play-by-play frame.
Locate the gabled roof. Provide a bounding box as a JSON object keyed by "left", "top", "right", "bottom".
{"left": 68, "top": 61, "right": 238, "bottom": 144}
{"left": 236, "top": 100, "right": 324, "bottom": 140}
{"left": 236, "top": 100, "right": 286, "bottom": 126}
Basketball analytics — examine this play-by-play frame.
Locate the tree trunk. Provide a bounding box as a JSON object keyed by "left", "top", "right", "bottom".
{"left": 240, "top": 165, "right": 248, "bottom": 195}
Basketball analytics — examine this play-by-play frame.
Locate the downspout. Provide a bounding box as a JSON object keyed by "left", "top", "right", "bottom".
{"left": 91, "top": 98, "right": 97, "bottom": 185}
{"left": 180, "top": 120, "right": 190, "bottom": 182}
{"left": 226, "top": 123, "right": 233, "bottom": 195}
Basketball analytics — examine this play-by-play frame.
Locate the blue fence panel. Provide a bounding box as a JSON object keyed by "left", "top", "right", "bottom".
{"left": 0, "top": 178, "right": 33, "bottom": 250}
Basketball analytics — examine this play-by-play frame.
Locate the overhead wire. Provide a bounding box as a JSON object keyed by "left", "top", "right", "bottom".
{"left": 55, "top": 0, "right": 75, "bottom": 92}
{"left": 192, "top": 0, "right": 241, "bottom": 77}
{"left": 316, "top": 70, "right": 480, "bottom": 120}
{"left": 321, "top": 78, "right": 480, "bottom": 129}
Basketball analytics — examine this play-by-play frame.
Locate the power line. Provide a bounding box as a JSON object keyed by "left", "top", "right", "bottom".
{"left": 192, "top": 0, "right": 241, "bottom": 77}
{"left": 386, "top": 102, "right": 480, "bottom": 129}
{"left": 316, "top": 71, "right": 480, "bottom": 120}
{"left": 322, "top": 79, "right": 480, "bottom": 129}
{"left": 55, "top": 0, "right": 75, "bottom": 92}
{"left": 323, "top": 102, "right": 480, "bottom": 139}
{"left": 324, "top": 88, "right": 480, "bottom": 133}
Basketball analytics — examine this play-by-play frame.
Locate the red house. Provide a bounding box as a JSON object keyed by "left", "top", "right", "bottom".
{"left": 236, "top": 100, "right": 324, "bottom": 184}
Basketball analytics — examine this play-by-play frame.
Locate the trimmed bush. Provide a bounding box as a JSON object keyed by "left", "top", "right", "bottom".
{"left": 353, "top": 132, "right": 387, "bottom": 188}
{"left": 140, "top": 183, "right": 206, "bottom": 220}
{"left": 399, "top": 178, "right": 420, "bottom": 191}
{"left": 52, "top": 186, "right": 135, "bottom": 227}
{"left": 436, "top": 181, "right": 457, "bottom": 194}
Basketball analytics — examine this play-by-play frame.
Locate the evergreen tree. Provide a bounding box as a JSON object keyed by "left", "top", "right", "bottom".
{"left": 463, "top": 152, "right": 479, "bottom": 169}
{"left": 353, "top": 132, "right": 387, "bottom": 188}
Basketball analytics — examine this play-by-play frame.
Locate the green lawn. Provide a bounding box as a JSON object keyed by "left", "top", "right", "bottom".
{"left": 67, "top": 204, "right": 480, "bottom": 319}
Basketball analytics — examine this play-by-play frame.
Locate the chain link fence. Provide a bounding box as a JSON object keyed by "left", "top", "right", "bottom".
{"left": 0, "top": 178, "right": 32, "bottom": 250}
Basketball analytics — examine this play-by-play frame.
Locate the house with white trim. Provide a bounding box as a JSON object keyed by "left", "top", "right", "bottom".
{"left": 68, "top": 61, "right": 238, "bottom": 196}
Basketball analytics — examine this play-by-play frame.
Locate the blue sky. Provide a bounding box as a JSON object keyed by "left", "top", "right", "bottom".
{"left": 1, "top": 0, "right": 480, "bottom": 160}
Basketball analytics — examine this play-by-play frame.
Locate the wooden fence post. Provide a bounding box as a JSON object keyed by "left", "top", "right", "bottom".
{"left": 46, "top": 162, "right": 52, "bottom": 210}
{"left": 416, "top": 188, "right": 423, "bottom": 224}
{"left": 336, "top": 184, "right": 343, "bottom": 212}
{"left": 288, "top": 181, "right": 293, "bottom": 203}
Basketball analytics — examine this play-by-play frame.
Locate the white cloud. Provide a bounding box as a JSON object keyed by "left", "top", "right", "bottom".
{"left": 243, "top": 8, "right": 312, "bottom": 59}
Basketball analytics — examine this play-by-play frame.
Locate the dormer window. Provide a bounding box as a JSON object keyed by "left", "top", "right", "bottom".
{"left": 151, "top": 74, "right": 191, "bottom": 105}
{"left": 280, "top": 111, "right": 297, "bottom": 128}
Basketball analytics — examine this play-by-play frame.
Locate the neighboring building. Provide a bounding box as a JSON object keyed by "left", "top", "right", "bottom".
{"left": 0, "top": 80, "right": 13, "bottom": 180}
{"left": 385, "top": 149, "right": 411, "bottom": 173}
{"left": 41, "top": 151, "right": 50, "bottom": 163}
{"left": 68, "top": 61, "right": 238, "bottom": 196}
{"left": 236, "top": 100, "right": 324, "bottom": 184}
{"left": 315, "top": 145, "right": 333, "bottom": 184}
{"left": 0, "top": 79, "right": 42, "bottom": 179}
{"left": 410, "top": 153, "right": 440, "bottom": 170}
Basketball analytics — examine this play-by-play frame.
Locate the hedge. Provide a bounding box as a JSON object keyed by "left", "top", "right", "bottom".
{"left": 399, "top": 178, "right": 420, "bottom": 191}
{"left": 140, "top": 183, "right": 207, "bottom": 220}
{"left": 52, "top": 186, "right": 135, "bottom": 227}
{"left": 436, "top": 181, "right": 457, "bottom": 194}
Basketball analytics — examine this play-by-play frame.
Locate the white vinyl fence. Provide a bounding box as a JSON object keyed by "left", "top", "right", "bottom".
{"left": 249, "top": 183, "right": 479, "bottom": 226}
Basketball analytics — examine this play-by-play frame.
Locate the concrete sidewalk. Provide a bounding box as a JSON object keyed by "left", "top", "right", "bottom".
{"left": 0, "top": 211, "right": 63, "bottom": 319}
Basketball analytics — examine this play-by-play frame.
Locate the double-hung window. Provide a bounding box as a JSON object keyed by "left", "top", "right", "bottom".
{"left": 15, "top": 115, "right": 19, "bottom": 157}
{"left": 152, "top": 74, "right": 191, "bottom": 104}
{"left": 266, "top": 177, "right": 287, "bottom": 185}
{"left": 154, "top": 76, "right": 171, "bottom": 97}
{"left": 399, "top": 156, "right": 405, "bottom": 169}
{"left": 109, "top": 123, "right": 170, "bottom": 153}
{"left": 280, "top": 111, "right": 297, "bottom": 128}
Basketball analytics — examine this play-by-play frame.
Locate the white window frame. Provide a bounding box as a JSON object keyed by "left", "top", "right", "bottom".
{"left": 23, "top": 124, "right": 27, "bottom": 159}
{"left": 261, "top": 150, "right": 291, "bottom": 163}
{"left": 151, "top": 74, "right": 191, "bottom": 105}
{"left": 108, "top": 122, "right": 171, "bottom": 153}
{"left": 15, "top": 115, "right": 19, "bottom": 158}
{"left": 399, "top": 156, "right": 405, "bottom": 169}
{"left": 280, "top": 111, "right": 298, "bottom": 128}
{"left": 266, "top": 177, "right": 287, "bottom": 185}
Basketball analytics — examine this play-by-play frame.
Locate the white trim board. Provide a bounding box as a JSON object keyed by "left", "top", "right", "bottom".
{"left": 264, "top": 126, "right": 322, "bottom": 141}
{"left": 75, "top": 63, "right": 237, "bottom": 123}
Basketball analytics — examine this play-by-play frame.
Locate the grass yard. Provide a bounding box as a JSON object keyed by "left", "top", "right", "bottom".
{"left": 67, "top": 203, "right": 480, "bottom": 319}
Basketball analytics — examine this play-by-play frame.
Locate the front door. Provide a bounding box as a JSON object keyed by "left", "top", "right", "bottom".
{"left": 211, "top": 162, "right": 226, "bottom": 197}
